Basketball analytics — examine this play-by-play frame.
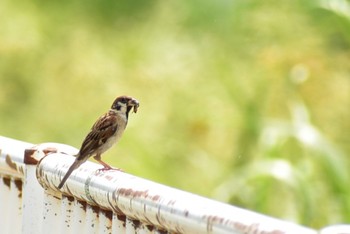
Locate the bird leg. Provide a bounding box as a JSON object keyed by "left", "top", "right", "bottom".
{"left": 94, "top": 154, "right": 112, "bottom": 169}
{"left": 94, "top": 154, "right": 123, "bottom": 171}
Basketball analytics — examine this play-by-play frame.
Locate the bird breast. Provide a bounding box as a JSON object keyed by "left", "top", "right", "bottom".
{"left": 100, "top": 122, "right": 126, "bottom": 154}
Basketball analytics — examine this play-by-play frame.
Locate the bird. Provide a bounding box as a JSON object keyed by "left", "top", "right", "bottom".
{"left": 57, "top": 95, "right": 139, "bottom": 189}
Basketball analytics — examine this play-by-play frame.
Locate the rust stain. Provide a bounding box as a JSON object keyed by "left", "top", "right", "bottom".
{"left": 52, "top": 195, "right": 61, "bottom": 200}
{"left": 98, "top": 212, "right": 113, "bottom": 231}
{"left": 77, "top": 200, "right": 87, "bottom": 212}
{"left": 118, "top": 188, "right": 156, "bottom": 201}
{"left": 152, "top": 195, "right": 161, "bottom": 202}
{"left": 66, "top": 196, "right": 75, "bottom": 202}
{"left": 131, "top": 219, "right": 141, "bottom": 229}
{"left": 203, "top": 218, "right": 286, "bottom": 234}
{"left": 90, "top": 205, "right": 100, "bottom": 218}
{"left": 118, "top": 188, "right": 133, "bottom": 196}
{"left": 117, "top": 214, "right": 126, "bottom": 221}
{"left": 5, "top": 154, "right": 17, "bottom": 171}
{"left": 24, "top": 146, "right": 57, "bottom": 165}
{"left": 2, "top": 177, "right": 11, "bottom": 188}
{"left": 1, "top": 178, "right": 23, "bottom": 197}
{"left": 14, "top": 179, "right": 23, "bottom": 198}
{"left": 103, "top": 209, "right": 113, "bottom": 221}
{"left": 117, "top": 214, "right": 126, "bottom": 228}
{"left": 146, "top": 224, "right": 155, "bottom": 231}
{"left": 24, "top": 149, "right": 38, "bottom": 165}
{"left": 43, "top": 147, "right": 57, "bottom": 155}
{"left": 156, "top": 228, "right": 168, "bottom": 234}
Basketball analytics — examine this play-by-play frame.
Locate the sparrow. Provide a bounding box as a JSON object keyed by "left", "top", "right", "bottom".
{"left": 57, "top": 96, "right": 139, "bottom": 189}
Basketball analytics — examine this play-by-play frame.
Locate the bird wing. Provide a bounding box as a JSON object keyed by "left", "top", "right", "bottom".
{"left": 76, "top": 112, "right": 118, "bottom": 160}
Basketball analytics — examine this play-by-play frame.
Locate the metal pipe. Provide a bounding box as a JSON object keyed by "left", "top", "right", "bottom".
{"left": 0, "top": 136, "right": 33, "bottom": 178}
{"left": 37, "top": 152, "right": 318, "bottom": 234}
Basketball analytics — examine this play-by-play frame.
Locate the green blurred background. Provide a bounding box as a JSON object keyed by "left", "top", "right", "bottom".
{"left": 1, "top": 0, "right": 350, "bottom": 228}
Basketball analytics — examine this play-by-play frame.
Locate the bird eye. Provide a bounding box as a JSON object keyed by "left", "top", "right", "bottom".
{"left": 116, "top": 105, "right": 121, "bottom": 111}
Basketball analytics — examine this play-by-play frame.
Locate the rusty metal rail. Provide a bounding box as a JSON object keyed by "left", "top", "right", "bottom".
{"left": 0, "top": 136, "right": 348, "bottom": 234}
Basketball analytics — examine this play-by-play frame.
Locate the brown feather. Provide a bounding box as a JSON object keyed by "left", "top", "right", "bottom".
{"left": 77, "top": 111, "right": 118, "bottom": 160}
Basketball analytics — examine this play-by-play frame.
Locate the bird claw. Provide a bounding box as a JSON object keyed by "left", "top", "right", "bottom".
{"left": 97, "top": 167, "right": 124, "bottom": 172}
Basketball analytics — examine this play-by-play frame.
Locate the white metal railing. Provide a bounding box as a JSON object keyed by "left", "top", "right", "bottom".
{"left": 0, "top": 136, "right": 348, "bottom": 234}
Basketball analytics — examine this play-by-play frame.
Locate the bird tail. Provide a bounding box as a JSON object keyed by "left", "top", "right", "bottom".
{"left": 57, "top": 158, "right": 84, "bottom": 189}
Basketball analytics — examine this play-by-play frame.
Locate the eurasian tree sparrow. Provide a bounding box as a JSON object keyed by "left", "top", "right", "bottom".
{"left": 57, "top": 96, "right": 139, "bottom": 189}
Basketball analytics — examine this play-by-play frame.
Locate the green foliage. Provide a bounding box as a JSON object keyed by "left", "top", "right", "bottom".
{"left": 1, "top": 0, "right": 350, "bottom": 228}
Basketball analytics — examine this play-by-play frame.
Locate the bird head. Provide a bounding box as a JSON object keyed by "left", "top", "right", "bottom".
{"left": 111, "top": 96, "right": 139, "bottom": 117}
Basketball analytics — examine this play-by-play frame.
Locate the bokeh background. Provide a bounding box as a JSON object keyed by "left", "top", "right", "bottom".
{"left": 1, "top": 0, "right": 350, "bottom": 229}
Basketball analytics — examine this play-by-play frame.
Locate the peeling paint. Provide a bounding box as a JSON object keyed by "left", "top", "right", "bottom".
{"left": 5, "top": 154, "right": 17, "bottom": 170}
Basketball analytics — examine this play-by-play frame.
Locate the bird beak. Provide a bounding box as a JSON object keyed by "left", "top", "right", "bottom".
{"left": 128, "top": 99, "right": 139, "bottom": 113}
